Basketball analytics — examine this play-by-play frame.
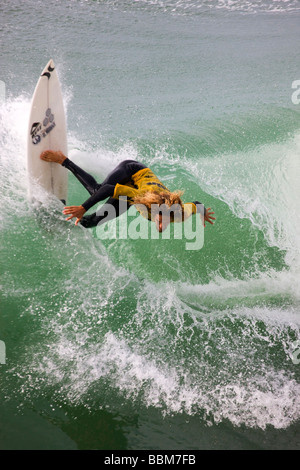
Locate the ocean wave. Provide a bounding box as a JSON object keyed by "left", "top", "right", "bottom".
{"left": 2, "top": 94, "right": 300, "bottom": 431}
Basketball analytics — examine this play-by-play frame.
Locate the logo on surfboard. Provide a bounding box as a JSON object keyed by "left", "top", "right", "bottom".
{"left": 30, "top": 108, "right": 56, "bottom": 145}
{"left": 41, "top": 63, "right": 55, "bottom": 80}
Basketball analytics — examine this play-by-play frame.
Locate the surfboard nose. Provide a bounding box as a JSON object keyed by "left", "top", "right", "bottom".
{"left": 41, "top": 59, "right": 55, "bottom": 79}
{"left": 48, "top": 59, "right": 55, "bottom": 70}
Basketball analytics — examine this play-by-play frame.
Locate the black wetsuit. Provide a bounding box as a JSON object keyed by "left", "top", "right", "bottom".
{"left": 62, "top": 158, "right": 146, "bottom": 228}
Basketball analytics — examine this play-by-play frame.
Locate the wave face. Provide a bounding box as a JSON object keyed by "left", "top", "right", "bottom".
{"left": 1, "top": 0, "right": 300, "bottom": 450}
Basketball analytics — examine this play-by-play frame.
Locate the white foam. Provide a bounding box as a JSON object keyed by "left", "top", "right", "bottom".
{"left": 28, "top": 325, "right": 300, "bottom": 429}
{"left": 0, "top": 97, "right": 30, "bottom": 224}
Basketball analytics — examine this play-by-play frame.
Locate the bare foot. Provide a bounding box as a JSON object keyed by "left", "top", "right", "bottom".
{"left": 40, "top": 150, "right": 67, "bottom": 165}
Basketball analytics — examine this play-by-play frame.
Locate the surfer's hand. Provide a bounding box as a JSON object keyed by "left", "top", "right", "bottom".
{"left": 201, "top": 208, "right": 215, "bottom": 227}
{"left": 63, "top": 205, "right": 86, "bottom": 225}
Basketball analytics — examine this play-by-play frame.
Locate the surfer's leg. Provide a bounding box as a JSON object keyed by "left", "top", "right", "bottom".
{"left": 62, "top": 158, "right": 101, "bottom": 195}
{"left": 80, "top": 196, "right": 131, "bottom": 228}
{"left": 40, "top": 150, "right": 101, "bottom": 195}
{"left": 80, "top": 160, "right": 147, "bottom": 212}
{"left": 64, "top": 159, "right": 146, "bottom": 195}
{"left": 61, "top": 159, "right": 146, "bottom": 195}
{"left": 101, "top": 160, "right": 147, "bottom": 186}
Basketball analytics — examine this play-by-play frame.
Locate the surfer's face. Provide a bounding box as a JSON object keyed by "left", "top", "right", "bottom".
{"left": 155, "top": 213, "right": 170, "bottom": 232}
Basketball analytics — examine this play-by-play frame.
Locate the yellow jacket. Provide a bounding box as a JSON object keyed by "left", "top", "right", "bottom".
{"left": 113, "top": 168, "right": 197, "bottom": 222}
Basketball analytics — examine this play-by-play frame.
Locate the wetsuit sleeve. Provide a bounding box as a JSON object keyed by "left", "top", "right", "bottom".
{"left": 192, "top": 201, "right": 206, "bottom": 216}
{"left": 81, "top": 184, "right": 115, "bottom": 211}
{"left": 82, "top": 183, "right": 139, "bottom": 211}
{"left": 179, "top": 202, "right": 206, "bottom": 222}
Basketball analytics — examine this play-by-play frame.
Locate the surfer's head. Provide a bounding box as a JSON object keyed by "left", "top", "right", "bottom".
{"left": 132, "top": 190, "right": 184, "bottom": 232}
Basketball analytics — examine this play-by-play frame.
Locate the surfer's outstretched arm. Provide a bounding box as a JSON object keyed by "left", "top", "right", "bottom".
{"left": 62, "top": 184, "right": 116, "bottom": 225}
{"left": 63, "top": 184, "right": 115, "bottom": 225}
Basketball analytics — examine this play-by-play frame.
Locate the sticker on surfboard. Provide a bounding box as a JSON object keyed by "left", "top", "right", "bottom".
{"left": 30, "top": 108, "right": 56, "bottom": 145}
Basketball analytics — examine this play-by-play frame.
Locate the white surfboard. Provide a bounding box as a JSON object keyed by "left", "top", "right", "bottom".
{"left": 27, "top": 59, "right": 68, "bottom": 203}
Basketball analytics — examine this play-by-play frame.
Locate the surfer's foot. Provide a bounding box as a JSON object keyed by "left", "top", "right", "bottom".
{"left": 40, "top": 150, "right": 67, "bottom": 165}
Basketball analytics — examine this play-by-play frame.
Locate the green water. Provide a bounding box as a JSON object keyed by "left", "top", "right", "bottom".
{"left": 1, "top": 0, "right": 300, "bottom": 450}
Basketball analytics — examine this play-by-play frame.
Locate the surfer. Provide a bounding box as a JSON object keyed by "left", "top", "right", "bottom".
{"left": 40, "top": 150, "right": 215, "bottom": 232}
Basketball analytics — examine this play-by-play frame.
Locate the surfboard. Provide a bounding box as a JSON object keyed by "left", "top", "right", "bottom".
{"left": 27, "top": 59, "right": 68, "bottom": 204}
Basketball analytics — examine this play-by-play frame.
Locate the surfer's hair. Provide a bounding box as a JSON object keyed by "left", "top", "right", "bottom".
{"left": 132, "top": 190, "right": 184, "bottom": 221}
